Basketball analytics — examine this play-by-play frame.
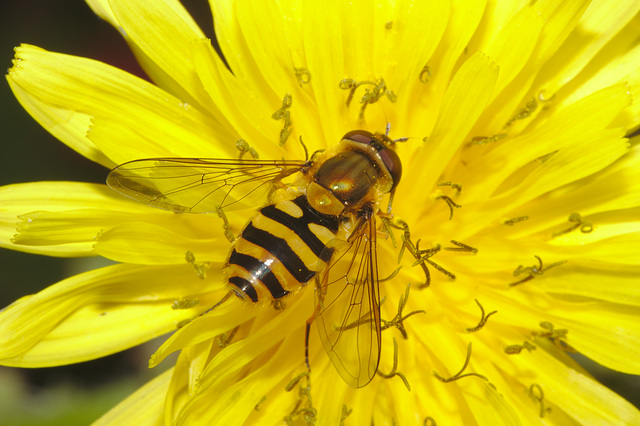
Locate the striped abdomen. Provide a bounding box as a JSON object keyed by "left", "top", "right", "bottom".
{"left": 226, "top": 195, "right": 340, "bottom": 303}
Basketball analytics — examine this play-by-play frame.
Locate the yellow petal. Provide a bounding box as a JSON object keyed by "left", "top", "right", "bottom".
{"left": 93, "top": 222, "right": 225, "bottom": 265}
{"left": 234, "top": 0, "right": 326, "bottom": 151}
{"left": 235, "top": 0, "right": 298, "bottom": 95}
{"left": 405, "top": 0, "right": 487, "bottom": 135}
{"left": 517, "top": 341, "right": 640, "bottom": 424}
{"left": 560, "top": 38, "right": 640, "bottom": 132}
{"left": 8, "top": 44, "right": 234, "bottom": 164}
{"left": 84, "top": 0, "right": 119, "bottom": 29}
{"left": 190, "top": 38, "right": 283, "bottom": 158}
{"left": 178, "top": 322, "right": 302, "bottom": 424}
{"left": 401, "top": 52, "right": 499, "bottom": 225}
{"left": 539, "top": 265, "right": 640, "bottom": 306}
{"left": 564, "top": 302, "right": 640, "bottom": 374}
{"left": 533, "top": 0, "right": 591, "bottom": 64}
{"left": 475, "top": 0, "right": 591, "bottom": 134}
{"left": 93, "top": 368, "right": 172, "bottom": 426}
{"left": 467, "top": 382, "right": 522, "bottom": 426}
{"left": 0, "top": 263, "right": 222, "bottom": 367}
{"left": 6, "top": 75, "right": 112, "bottom": 167}
{"left": 301, "top": 0, "right": 347, "bottom": 142}
{"left": 485, "top": 5, "right": 543, "bottom": 96}
{"left": 450, "top": 84, "right": 631, "bottom": 238}
{"left": 489, "top": 144, "right": 640, "bottom": 245}
{"left": 0, "top": 182, "right": 148, "bottom": 256}
{"left": 86, "top": 0, "right": 199, "bottom": 107}
{"left": 385, "top": 0, "right": 451, "bottom": 132}
{"left": 149, "top": 296, "right": 259, "bottom": 368}
{"left": 106, "top": 0, "right": 214, "bottom": 111}
{"left": 538, "top": 0, "right": 640, "bottom": 96}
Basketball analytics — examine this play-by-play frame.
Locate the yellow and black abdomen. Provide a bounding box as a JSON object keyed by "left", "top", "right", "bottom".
{"left": 226, "top": 195, "right": 340, "bottom": 303}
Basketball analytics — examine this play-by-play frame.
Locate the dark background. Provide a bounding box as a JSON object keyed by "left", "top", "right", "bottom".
{"left": 0, "top": 1, "right": 638, "bottom": 424}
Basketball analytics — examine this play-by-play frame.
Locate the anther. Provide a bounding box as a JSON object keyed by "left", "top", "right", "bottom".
{"left": 504, "top": 97, "right": 538, "bottom": 128}
{"left": 381, "top": 284, "right": 426, "bottom": 338}
{"left": 294, "top": 67, "right": 311, "bottom": 85}
{"left": 433, "top": 343, "right": 488, "bottom": 383}
{"left": 419, "top": 65, "right": 432, "bottom": 83}
{"left": 552, "top": 212, "right": 593, "bottom": 237}
{"left": 529, "top": 383, "right": 552, "bottom": 418}
{"left": 503, "top": 216, "right": 529, "bottom": 226}
{"left": 236, "top": 138, "right": 259, "bottom": 159}
{"left": 509, "top": 255, "right": 567, "bottom": 287}
{"left": 466, "top": 299, "right": 497, "bottom": 332}
{"left": 377, "top": 337, "right": 411, "bottom": 391}
{"left": 272, "top": 93, "right": 293, "bottom": 145}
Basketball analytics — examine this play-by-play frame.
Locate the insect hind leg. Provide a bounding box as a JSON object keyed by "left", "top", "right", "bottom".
{"left": 305, "top": 311, "right": 316, "bottom": 371}
{"left": 201, "top": 290, "right": 235, "bottom": 315}
{"left": 176, "top": 290, "right": 237, "bottom": 329}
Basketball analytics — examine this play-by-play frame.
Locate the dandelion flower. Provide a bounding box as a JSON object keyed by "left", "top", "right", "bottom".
{"left": 3, "top": 0, "right": 640, "bottom": 424}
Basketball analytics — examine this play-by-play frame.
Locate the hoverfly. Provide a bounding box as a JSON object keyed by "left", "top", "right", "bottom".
{"left": 107, "top": 129, "right": 403, "bottom": 388}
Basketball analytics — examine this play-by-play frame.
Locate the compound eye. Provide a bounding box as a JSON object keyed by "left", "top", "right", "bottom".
{"left": 341, "top": 130, "right": 402, "bottom": 190}
{"left": 342, "top": 130, "right": 374, "bottom": 145}
{"left": 377, "top": 145, "right": 402, "bottom": 190}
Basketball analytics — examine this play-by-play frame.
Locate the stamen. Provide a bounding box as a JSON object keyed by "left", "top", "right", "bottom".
{"left": 381, "top": 284, "right": 426, "bottom": 338}
{"left": 444, "top": 240, "right": 477, "bottom": 253}
{"left": 272, "top": 93, "right": 293, "bottom": 145}
{"left": 533, "top": 322, "right": 574, "bottom": 352}
{"left": 176, "top": 319, "right": 191, "bottom": 329}
{"left": 504, "top": 341, "right": 536, "bottom": 354}
{"left": 504, "top": 97, "right": 538, "bottom": 128}
{"left": 437, "top": 181, "right": 463, "bottom": 193}
{"left": 423, "top": 417, "right": 438, "bottom": 426}
{"left": 293, "top": 67, "right": 311, "bottom": 85}
{"left": 529, "top": 383, "right": 552, "bottom": 418}
{"left": 466, "top": 299, "right": 497, "bottom": 332}
{"left": 509, "top": 255, "right": 567, "bottom": 287}
{"left": 377, "top": 337, "right": 411, "bottom": 391}
{"left": 284, "top": 372, "right": 316, "bottom": 425}
{"left": 419, "top": 65, "right": 432, "bottom": 83}
{"left": 435, "top": 195, "right": 461, "bottom": 220}
{"left": 552, "top": 212, "right": 593, "bottom": 237}
{"left": 469, "top": 133, "right": 507, "bottom": 145}
{"left": 272, "top": 299, "right": 286, "bottom": 310}
{"left": 389, "top": 219, "right": 455, "bottom": 287}
{"left": 538, "top": 90, "right": 556, "bottom": 102}
{"left": 503, "top": 216, "right": 529, "bottom": 226}
{"left": 341, "top": 405, "right": 353, "bottom": 425}
{"left": 254, "top": 395, "right": 267, "bottom": 411}
{"left": 339, "top": 78, "right": 396, "bottom": 119}
{"left": 379, "top": 266, "right": 403, "bottom": 283}
{"left": 434, "top": 342, "right": 488, "bottom": 383}
{"left": 216, "top": 326, "right": 239, "bottom": 348}
{"left": 380, "top": 215, "right": 399, "bottom": 247}
{"left": 216, "top": 208, "right": 235, "bottom": 243}
{"left": 185, "top": 251, "right": 211, "bottom": 279}
{"left": 235, "top": 138, "right": 260, "bottom": 159}
{"left": 171, "top": 298, "right": 200, "bottom": 310}
{"left": 435, "top": 182, "right": 462, "bottom": 220}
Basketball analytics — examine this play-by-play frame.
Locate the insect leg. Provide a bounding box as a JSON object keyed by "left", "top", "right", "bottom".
{"left": 305, "top": 311, "right": 316, "bottom": 371}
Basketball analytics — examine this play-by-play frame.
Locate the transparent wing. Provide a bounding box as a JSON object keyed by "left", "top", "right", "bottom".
{"left": 107, "top": 157, "right": 307, "bottom": 213}
{"left": 315, "top": 213, "right": 381, "bottom": 388}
